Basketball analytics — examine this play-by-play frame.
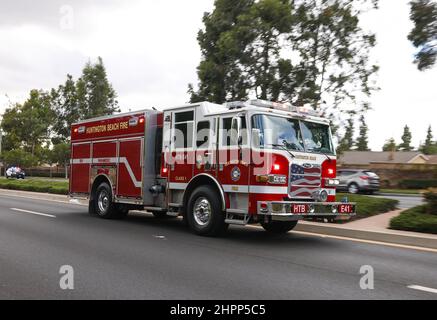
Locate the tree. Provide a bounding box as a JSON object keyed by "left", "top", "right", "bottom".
{"left": 285, "top": 0, "right": 379, "bottom": 112}
{"left": 232, "top": 0, "right": 294, "bottom": 101}
{"left": 0, "top": 149, "right": 38, "bottom": 168}
{"left": 398, "top": 125, "right": 414, "bottom": 151}
{"left": 355, "top": 115, "right": 370, "bottom": 151}
{"left": 50, "top": 143, "right": 71, "bottom": 178}
{"left": 420, "top": 125, "right": 437, "bottom": 154}
{"left": 382, "top": 137, "right": 397, "bottom": 152}
{"left": 76, "top": 57, "right": 120, "bottom": 119}
{"left": 51, "top": 74, "right": 80, "bottom": 142}
{"left": 337, "top": 117, "right": 355, "bottom": 153}
{"left": 189, "top": 0, "right": 254, "bottom": 103}
{"left": 1, "top": 90, "right": 54, "bottom": 156}
{"left": 190, "top": 0, "right": 379, "bottom": 119}
{"left": 408, "top": 0, "right": 437, "bottom": 70}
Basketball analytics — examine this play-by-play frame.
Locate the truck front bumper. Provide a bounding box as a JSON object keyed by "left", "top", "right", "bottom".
{"left": 257, "top": 201, "right": 356, "bottom": 221}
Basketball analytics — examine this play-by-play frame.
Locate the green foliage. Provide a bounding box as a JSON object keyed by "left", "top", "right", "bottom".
{"left": 336, "top": 193, "right": 398, "bottom": 220}
{"left": 51, "top": 74, "right": 79, "bottom": 142}
{"left": 52, "top": 58, "right": 120, "bottom": 141}
{"left": 382, "top": 137, "right": 397, "bottom": 152}
{"left": 399, "top": 179, "right": 437, "bottom": 189}
{"left": 390, "top": 205, "right": 437, "bottom": 234}
{"left": 408, "top": 0, "right": 437, "bottom": 71}
{"left": 419, "top": 126, "right": 437, "bottom": 154}
{"left": 190, "top": 0, "right": 379, "bottom": 119}
{"left": 355, "top": 115, "right": 370, "bottom": 151}
{"left": 1, "top": 57, "right": 117, "bottom": 168}
{"left": 0, "top": 178, "right": 68, "bottom": 195}
{"left": 189, "top": 0, "right": 255, "bottom": 103}
{"left": 0, "top": 149, "right": 39, "bottom": 168}
{"left": 1, "top": 90, "right": 54, "bottom": 156}
{"left": 337, "top": 117, "right": 355, "bottom": 153}
{"left": 76, "top": 57, "right": 120, "bottom": 120}
{"left": 424, "top": 188, "right": 437, "bottom": 214}
{"left": 398, "top": 125, "right": 414, "bottom": 151}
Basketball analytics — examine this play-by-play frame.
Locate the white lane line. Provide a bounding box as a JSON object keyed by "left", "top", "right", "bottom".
{"left": 407, "top": 285, "right": 437, "bottom": 294}
{"left": 10, "top": 208, "right": 56, "bottom": 218}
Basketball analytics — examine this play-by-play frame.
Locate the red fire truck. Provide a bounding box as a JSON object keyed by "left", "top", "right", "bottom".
{"left": 70, "top": 100, "right": 355, "bottom": 236}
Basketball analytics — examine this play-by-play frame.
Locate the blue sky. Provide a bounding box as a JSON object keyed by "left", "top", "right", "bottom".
{"left": 0, "top": 0, "right": 435, "bottom": 150}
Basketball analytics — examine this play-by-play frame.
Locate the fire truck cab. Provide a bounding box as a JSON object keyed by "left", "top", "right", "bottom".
{"left": 70, "top": 100, "right": 355, "bottom": 236}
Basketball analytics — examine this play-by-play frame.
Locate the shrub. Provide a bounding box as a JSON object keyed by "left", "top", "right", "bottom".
{"left": 424, "top": 188, "right": 437, "bottom": 215}
{"left": 399, "top": 179, "right": 437, "bottom": 189}
{"left": 0, "top": 178, "right": 68, "bottom": 195}
{"left": 390, "top": 205, "right": 437, "bottom": 234}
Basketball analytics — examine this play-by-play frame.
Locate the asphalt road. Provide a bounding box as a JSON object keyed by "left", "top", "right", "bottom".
{"left": 0, "top": 194, "right": 436, "bottom": 300}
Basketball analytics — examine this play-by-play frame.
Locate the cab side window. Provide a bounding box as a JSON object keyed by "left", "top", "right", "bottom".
{"left": 174, "top": 111, "right": 194, "bottom": 149}
{"left": 196, "top": 121, "right": 210, "bottom": 148}
{"left": 222, "top": 118, "right": 233, "bottom": 147}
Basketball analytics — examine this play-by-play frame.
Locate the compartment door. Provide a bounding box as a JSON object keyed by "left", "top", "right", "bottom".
{"left": 117, "top": 138, "right": 143, "bottom": 198}
{"left": 70, "top": 143, "right": 91, "bottom": 194}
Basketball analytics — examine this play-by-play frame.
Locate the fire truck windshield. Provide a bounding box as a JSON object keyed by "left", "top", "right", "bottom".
{"left": 251, "top": 114, "right": 335, "bottom": 155}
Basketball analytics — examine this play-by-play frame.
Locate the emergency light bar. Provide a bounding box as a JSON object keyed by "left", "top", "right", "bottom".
{"left": 248, "top": 99, "right": 321, "bottom": 117}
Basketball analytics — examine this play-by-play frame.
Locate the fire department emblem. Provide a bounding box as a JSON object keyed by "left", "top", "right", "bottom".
{"left": 231, "top": 167, "right": 241, "bottom": 182}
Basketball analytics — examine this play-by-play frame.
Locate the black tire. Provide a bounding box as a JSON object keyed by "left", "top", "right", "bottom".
{"left": 186, "top": 185, "right": 228, "bottom": 236}
{"left": 261, "top": 220, "right": 298, "bottom": 234}
{"left": 93, "top": 182, "right": 119, "bottom": 219}
{"left": 348, "top": 183, "right": 359, "bottom": 194}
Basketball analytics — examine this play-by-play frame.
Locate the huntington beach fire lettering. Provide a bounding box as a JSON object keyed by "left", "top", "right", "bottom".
{"left": 70, "top": 100, "right": 355, "bottom": 236}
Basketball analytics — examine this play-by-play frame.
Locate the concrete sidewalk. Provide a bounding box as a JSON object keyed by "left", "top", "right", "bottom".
{"left": 1, "top": 188, "right": 436, "bottom": 249}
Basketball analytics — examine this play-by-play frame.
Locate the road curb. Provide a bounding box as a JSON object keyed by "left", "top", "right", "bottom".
{"left": 295, "top": 222, "right": 437, "bottom": 250}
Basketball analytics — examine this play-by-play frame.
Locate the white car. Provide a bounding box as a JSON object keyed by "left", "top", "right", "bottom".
{"left": 6, "top": 166, "right": 26, "bottom": 179}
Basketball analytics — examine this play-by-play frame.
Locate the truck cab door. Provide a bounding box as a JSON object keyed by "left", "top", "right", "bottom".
{"left": 194, "top": 118, "right": 218, "bottom": 178}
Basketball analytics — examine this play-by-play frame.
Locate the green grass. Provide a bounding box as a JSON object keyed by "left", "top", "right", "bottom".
{"left": 390, "top": 205, "right": 437, "bottom": 234}
{"left": 337, "top": 193, "right": 399, "bottom": 221}
{"left": 0, "top": 177, "right": 69, "bottom": 195}
{"left": 380, "top": 189, "right": 424, "bottom": 195}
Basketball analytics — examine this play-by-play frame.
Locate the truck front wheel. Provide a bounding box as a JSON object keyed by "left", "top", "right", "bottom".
{"left": 261, "top": 220, "right": 298, "bottom": 234}
{"left": 186, "top": 186, "right": 228, "bottom": 236}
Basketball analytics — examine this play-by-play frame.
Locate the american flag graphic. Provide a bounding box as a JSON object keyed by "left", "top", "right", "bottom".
{"left": 290, "top": 163, "right": 321, "bottom": 198}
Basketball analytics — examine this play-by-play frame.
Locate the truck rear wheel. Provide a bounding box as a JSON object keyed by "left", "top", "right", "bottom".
{"left": 93, "top": 182, "right": 119, "bottom": 219}
{"left": 186, "top": 186, "right": 228, "bottom": 236}
{"left": 261, "top": 220, "right": 298, "bottom": 234}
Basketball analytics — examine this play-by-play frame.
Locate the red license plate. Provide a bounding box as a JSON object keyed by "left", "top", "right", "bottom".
{"left": 292, "top": 204, "right": 308, "bottom": 214}
{"left": 338, "top": 204, "right": 354, "bottom": 214}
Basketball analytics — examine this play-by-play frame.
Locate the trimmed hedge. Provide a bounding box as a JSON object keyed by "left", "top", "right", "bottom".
{"left": 0, "top": 178, "right": 68, "bottom": 195}
{"left": 337, "top": 193, "right": 399, "bottom": 221}
{"left": 390, "top": 205, "right": 437, "bottom": 234}
{"left": 399, "top": 179, "right": 437, "bottom": 189}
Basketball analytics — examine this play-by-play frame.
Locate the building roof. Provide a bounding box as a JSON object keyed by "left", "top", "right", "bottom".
{"left": 427, "top": 155, "right": 437, "bottom": 164}
{"left": 338, "top": 151, "right": 427, "bottom": 165}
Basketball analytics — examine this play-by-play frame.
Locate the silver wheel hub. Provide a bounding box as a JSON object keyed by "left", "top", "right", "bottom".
{"left": 349, "top": 184, "right": 358, "bottom": 194}
{"left": 98, "top": 190, "right": 110, "bottom": 213}
{"left": 193, "top": 197, "right": 211, "bottom": 226}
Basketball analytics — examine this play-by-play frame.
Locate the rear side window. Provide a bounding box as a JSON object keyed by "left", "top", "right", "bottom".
{"left": 174, "top": 110, "right": 194, "bottom": 149}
